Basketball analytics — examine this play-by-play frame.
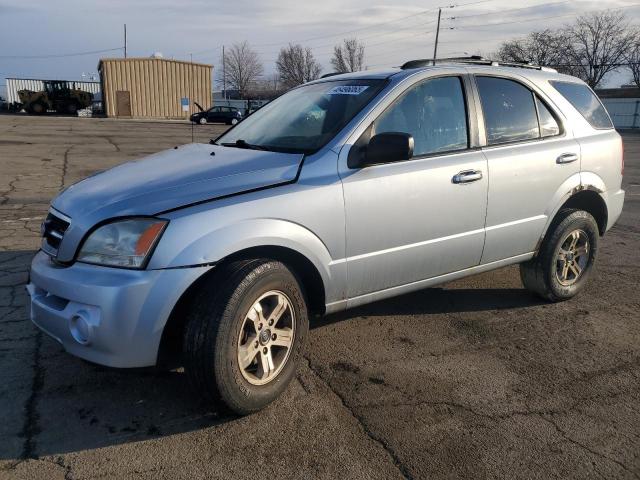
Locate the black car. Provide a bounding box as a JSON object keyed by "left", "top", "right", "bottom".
{"left": 191, "top": 106, "right": 242, "bottom": 125}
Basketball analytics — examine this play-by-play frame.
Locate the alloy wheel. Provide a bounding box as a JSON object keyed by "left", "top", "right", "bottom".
{"left": 237, "top": 290, "right": 295, "bottom": 386}
{"left": 555, "top": 229, "right": 589, "bottom": 286}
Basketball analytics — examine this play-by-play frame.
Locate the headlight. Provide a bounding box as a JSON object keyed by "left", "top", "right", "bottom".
{"left": 77, "top": 218, "right": 168, "bottom": 269}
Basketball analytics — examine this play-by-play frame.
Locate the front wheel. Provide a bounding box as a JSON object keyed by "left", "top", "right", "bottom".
{"left": 520, "top": 208, "right": 598, "bottom": 302}
{"left": 183, "top": 259, "right": 308, "bottom": 415}
{"left": 30, "top": 102, "right": 46, "bottom": 114}
{"left": 199, "top": 117, "right": 207, "bottom": 125}
{"left": 65, "top": 102, "right": 79, "bottom": 115}
{"left": 231, "top": 118, "right": 239, "bottom": 125}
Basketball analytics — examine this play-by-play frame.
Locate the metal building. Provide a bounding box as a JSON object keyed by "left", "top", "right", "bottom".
{"left": 98, "top": 58, "right": 212, "bottom": 118}
{"left": 597, "top": 87, "right": 640, "bottom": 129}
{"left": 6, "top": 78, "right": 100, "bottom": 104}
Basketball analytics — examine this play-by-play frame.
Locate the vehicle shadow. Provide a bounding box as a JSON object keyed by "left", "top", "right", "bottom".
{"left": 314, "top": 285, "right": 544, "bottom": 329}
{"left": 0, "top": 249, "right": 541, "bottom": 458}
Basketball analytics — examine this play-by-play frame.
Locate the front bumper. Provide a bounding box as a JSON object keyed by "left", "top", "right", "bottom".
{"left": 27, "top": 251, "right": 211, "bottom": 368}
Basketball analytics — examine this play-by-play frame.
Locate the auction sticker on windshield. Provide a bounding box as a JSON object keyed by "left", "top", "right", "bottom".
{"left": 327, "top": 85, "right": 369, "bottom": 95}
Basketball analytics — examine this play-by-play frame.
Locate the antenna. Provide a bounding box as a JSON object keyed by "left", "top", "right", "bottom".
{"left": 433, "top": 8, "right": 442, "bottom": 65}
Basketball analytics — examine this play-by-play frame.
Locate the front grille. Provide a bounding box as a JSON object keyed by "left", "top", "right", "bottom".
{"left": 41, "top": 211, "right": 70, "bottom": 257}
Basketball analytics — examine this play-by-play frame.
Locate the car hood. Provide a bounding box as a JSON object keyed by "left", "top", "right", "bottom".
{"left": 52, "top": 143, "right": 303, "bottom": 262}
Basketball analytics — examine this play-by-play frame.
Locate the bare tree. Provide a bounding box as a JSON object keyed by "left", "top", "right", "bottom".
{"left": 497, "top": 30, "right": 575, "bottom": 71}
{"left": 625, "top": 34, "right": 640, "bottom": 89}
{"left": 496, "top": 12, "right": 636, "bottom": 88}
{"left": 565, "top": 11, "right": 636, "bottom": 88}
{"left": 223, "top": 41, "right": 263, "bottom": 98}
{"left": 496, "top": 30, "right": 586, "bottom": 78}
{"left": 276, "top": 44, "right": 322, "bottom": 89}
{"left": 331, "top": 38, "right": 365, "bottom": 73}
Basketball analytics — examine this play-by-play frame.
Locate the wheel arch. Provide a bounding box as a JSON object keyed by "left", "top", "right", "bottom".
{"left": 157, "top": 244, "right": 327, "bottom": 367}
{"left": 560, "top": 189, "right": 607, "bottom": 235}
{"left": 536, "top": 185, "right": 608, "bottom": 255}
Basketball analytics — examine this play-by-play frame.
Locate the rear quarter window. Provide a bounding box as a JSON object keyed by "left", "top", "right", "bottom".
{"left": 550, "top": 81, "right": 613, "bottom": 130}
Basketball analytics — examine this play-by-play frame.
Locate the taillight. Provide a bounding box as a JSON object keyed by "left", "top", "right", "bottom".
{"left": 621, "top": 137, "right": 624, "bottom": 177}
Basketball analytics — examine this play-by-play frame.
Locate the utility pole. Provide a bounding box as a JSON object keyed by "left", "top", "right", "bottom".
{"left": 124, "top": 24, "right": 127, "bottom": 58}
{"left": 432, "top": 8, "right": 442, "bottom": 65}
{"left": 190, "top": 53, "right": 194, "bottom": 143}
{"left": 222, "top": 45, "right": 226, "bottom": 101}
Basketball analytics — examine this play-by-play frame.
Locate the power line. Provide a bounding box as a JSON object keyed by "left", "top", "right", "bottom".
{"left": 448, "top": 0, "right": 572, "bottom": 20}
{"left": 449, "top": 0, "right": 497, "bottom": 6}
{"left": 252, "top": 18, "right": 438, "bottom": 56}
{"left": 251, "top": 28, "right": 437, "bottom": 66}
{"left": 451, "top": 2, "right": 640, "bottom": 29}
{"left": 190, "top": 0, "right": 498, "bottom": 62}
{"left": 252, "top": 8, "right": 439, "bottom": 48}
{"left": 0, "top": 47, "right": 123, "bottom": 60}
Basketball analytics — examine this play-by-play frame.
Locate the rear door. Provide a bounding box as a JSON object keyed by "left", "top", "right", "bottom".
{"left": 473, "top": 74, "right": 581, "bottom": 263}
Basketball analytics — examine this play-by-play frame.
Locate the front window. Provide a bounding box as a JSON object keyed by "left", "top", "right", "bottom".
{"left": 373, "top": 76, "right": 469, "bottom": 157}
{"left": 216, "top": 79, "right": 386, "bottom": 154}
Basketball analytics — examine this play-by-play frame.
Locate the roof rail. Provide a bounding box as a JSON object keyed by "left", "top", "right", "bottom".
{"left": 400, "top": 56, "right": 557, "bottom": 73}
{"left": 320, "top": 72, "right": 343, "bottom": 78}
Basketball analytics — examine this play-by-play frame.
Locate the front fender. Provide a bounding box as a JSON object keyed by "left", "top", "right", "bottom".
{"left": 149, "top": 217, "right": 336, "bottom": 297}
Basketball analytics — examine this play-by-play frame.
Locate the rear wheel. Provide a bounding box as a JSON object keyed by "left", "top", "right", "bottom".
{"left": 520, "top": 208, "right": 598, "bottom": 301}
{"left": 231, "top": 118, "right": 239, "bottom": 125}
{"left": 183, "top": 259, "right": 308, "bottom": 415}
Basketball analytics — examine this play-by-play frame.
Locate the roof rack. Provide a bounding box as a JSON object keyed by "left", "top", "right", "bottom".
{"left": 320, "top": 72, "right": 343, "bottom": 79}
{"left": 400, "top": 56, "right": 557, "bottom": 73}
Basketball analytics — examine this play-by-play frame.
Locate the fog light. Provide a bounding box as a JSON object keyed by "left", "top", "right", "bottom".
{"left": 69, "top": 312, "right": 92, "bottom": 345}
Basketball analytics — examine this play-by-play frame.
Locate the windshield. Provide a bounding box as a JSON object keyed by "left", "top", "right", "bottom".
{"left": 216, "top": 79, "right": 386, "bottom": 154}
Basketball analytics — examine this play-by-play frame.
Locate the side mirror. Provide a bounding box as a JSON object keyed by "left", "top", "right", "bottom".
{"left": 361, "top": 132, "right": 414, "bottom": 167}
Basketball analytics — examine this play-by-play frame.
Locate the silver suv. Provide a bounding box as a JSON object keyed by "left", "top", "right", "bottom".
{"left": 28, "top": 58, "right": 625, "bottom": 414}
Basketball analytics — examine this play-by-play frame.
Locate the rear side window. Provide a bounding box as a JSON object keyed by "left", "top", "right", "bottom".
{"left": 476, "top": 76, "right": 540, "bottom": 145}
{"left": 374, "top": 76, "right": 468, "bottom": 156}
{"left": 550, "top": 81, "right": 613, "bottom": 129}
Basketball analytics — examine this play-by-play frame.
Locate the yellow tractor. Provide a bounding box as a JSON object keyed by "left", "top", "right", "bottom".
{"left": 18, "top": 80, "right": 93, "bottom": 115}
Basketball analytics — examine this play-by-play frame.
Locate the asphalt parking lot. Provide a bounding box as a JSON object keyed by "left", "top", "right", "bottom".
{"left": 0, "top": 114, "right": 638, "bottom": 480}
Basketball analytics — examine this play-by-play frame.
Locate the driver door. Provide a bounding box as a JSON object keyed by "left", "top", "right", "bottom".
{"left": 207, "top": 107, "right": 221, "bottom": 122}
{"left": 340, "top": 75, "right": 488, "bottom": 300}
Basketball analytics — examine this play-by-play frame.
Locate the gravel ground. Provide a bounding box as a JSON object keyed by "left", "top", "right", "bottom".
{"left": 0, "top": 114, "right": 638, "bottom": 480}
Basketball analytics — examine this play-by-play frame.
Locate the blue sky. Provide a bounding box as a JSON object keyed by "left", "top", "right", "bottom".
{"left": 1, "top": 0, "right": 638, "bottom": 97}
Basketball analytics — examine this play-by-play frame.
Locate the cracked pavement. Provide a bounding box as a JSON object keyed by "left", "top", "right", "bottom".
{"left": 0, "top": 115, "right": 638, "bottom": 479}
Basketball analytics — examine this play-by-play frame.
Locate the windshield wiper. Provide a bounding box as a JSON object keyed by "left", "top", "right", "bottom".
{"left": 220, "top": 139, "right": 269, "bottom": 151}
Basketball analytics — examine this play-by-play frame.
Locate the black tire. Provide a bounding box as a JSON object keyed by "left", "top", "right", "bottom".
{"left": 199, "top": 117, "right": 207, "bottom": 125}
{"left": 30, "top": 102, "right": 46, "bottom": 114}
{"left": 520, "top": 208, "right": 599, "bottom": 302}
{"left": 64, "top": 102, "right": 79, "bottom": 115}
{"left": 183, "top": 259, "right": 309, "bottom": 415}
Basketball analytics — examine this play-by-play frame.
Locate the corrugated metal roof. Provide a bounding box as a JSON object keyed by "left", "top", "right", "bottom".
{"left": 596, "top": 87, "right": 640, "bottom": 99}
{"left": 98, "top": 57, "right": 213, "bottom": 71}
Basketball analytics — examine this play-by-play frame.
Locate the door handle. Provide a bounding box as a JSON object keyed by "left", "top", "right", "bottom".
{"left": 556, "top": 153, "right": 579, "bottom": 164}
{"left": 452, "top": 169, "right": 483, "bottom": 184}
